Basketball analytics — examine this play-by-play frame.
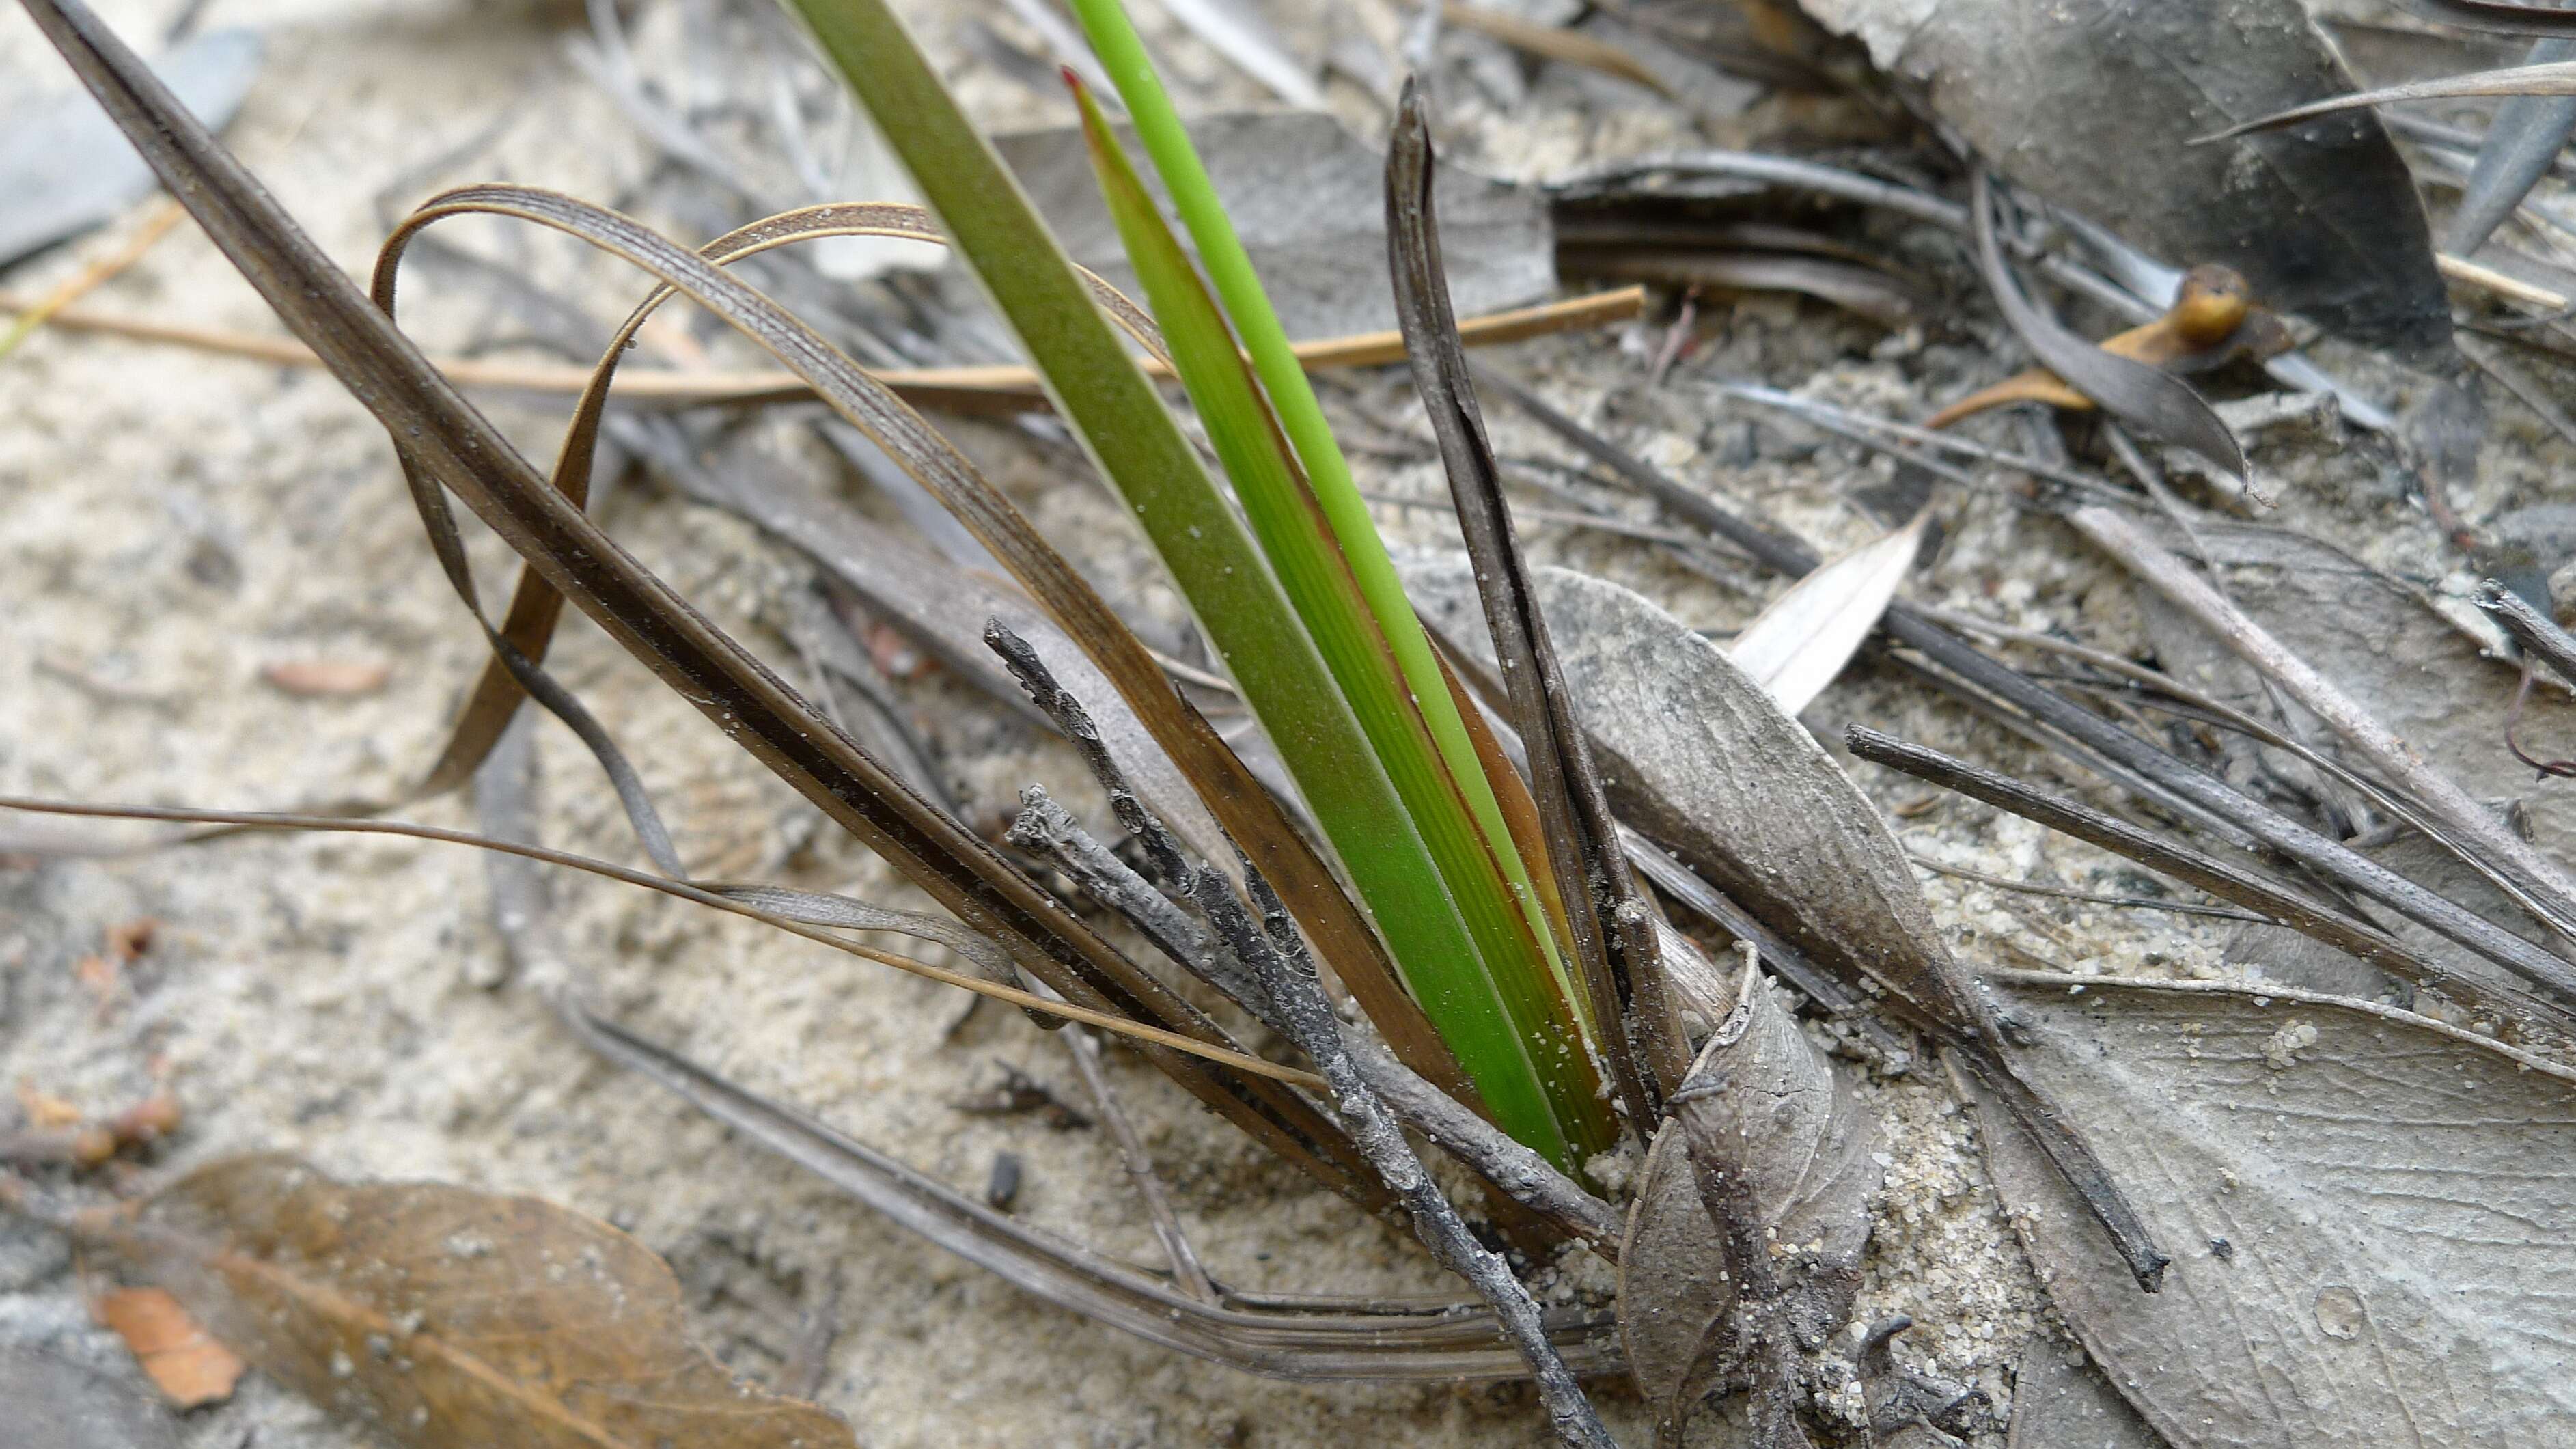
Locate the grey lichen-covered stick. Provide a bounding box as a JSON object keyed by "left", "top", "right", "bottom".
{"left": 992, "top": 631, "right": 1624, "bottom": 1249}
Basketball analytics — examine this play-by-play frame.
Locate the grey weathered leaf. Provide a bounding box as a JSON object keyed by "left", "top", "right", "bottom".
{"left": 0, "top": 1345, "right": 182, "bottom": 1449}
{"left": 1973, "top": 971, "right": 2576, "bottom": 1448}
{"left": 1405, "top": 558, "right": 2167, "bottom": 1283}
{"left": 1619, "top": 967, "right": 1879, "bottom": 1442}
{"left": 996, "top": 111, "right": 1552, "bottom": 339}
{"left": 1728, "top": 514, "right": 1924, "bottom": 718}
{"left": 0, "top": 28, "right": 260, "bottom": 266}
{"left": 2004, "top": 1334, "right": 2165, "bottom": 1449}
{"left": 1793, "top": 0, "right": 2448, "bottom": 359}
{"left": 1403, "top": 557, "right": 1986, "bottom": 1035}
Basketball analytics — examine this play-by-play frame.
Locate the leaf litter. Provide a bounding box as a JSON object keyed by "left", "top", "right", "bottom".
{"left": 15, "top": 0, "right": 2576, "bottom": 1433}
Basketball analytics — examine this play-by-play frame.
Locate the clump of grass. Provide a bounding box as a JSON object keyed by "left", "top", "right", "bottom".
{"left": 778, "top": 0, "right": 1612, "bottom": 1165}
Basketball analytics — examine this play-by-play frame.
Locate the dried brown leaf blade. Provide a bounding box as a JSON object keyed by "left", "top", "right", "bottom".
{"left": 1620, "top": 967, "right": 1879, "bottom": 1444}
{"left": 68, "top": 1155, "right": 855, "bottom": 1448}
{"left": 1729, "top": 514, "right": 1925, "bottom": 719}
{"left": 1969, "top": 971, "right": 2576, "bottom": 1447}
{"left": 1386, "top": 83, "right": 1682, "bottom": 1127}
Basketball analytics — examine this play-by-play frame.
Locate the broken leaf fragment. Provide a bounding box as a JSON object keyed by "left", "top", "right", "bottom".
{"left": 66, "top": 1154, "right": 857, "bottom": 1448}
{"left": 96, "top": 1285, "right": 245, "bottom": 1408}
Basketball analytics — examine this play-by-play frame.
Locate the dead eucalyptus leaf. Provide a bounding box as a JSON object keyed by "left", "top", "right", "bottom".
{"left": 2004, "top": 1334, "right": 2165, "bottom": 1449}
{"left": 1795, "top": 0, "right": 2449, "bottom": 358}
{"left": 997, "top": 111, "right": 1552, "bottom": 340}
{"left": 0, "top": 28, "right": 258, "bottom": 266}
{"left": 1402, "top": 557, "right": 1983, "bottom": 1036}
{"left": 70, "top": 1153, "right": 857, "bottom": 1448}
{"left": 1620, "top": 969, "right": 1879, "bottom": 1444}
{"left": 0, "top": 1344, "right": 182, "bottom": 1449}
{"left": 1404, "top": 558, "right": 2167, "bottom": 1284}
{"left": 1971, "top": 971, "right": 2576, "bottom": 1447}
{"left": 96, "top": 1285, "right": 245, "bottom": 1408}
{"left": 1728, "top": 514, "right": 1925, "bottom": 718}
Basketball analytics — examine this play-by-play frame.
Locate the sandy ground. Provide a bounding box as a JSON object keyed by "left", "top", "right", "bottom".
{"left": 3, "top": 0, "right": 2545, "bottom": 1444}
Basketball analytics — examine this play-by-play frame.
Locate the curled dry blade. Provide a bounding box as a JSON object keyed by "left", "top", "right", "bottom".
{"left": 1620, "top": 965, "right": 1879, "bottom": 1446}
{"left": 1966, "top": 173, "right": 2245, "bottom": 482}
{"left": 15, "top": 0, "right": 1379, "bottom": 1203}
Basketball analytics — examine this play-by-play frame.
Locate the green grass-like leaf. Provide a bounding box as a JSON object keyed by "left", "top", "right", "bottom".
{"left": 777, "top": 0, "right": 1608, "bottom": 1163}
{"left": 1064, "top": 0, "right": 1612, "bottom": 1153}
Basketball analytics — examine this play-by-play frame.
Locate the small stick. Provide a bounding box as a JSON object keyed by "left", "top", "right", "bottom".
{"left": 2070, "top": 503, "right": 2576, "bottom": 954}
{"left": 0, "top": 285, "right": 1646, "bottom": 413}
{"left": 0, "top": 193, "right": 186, "bottom": 359}
{"left": 2478, "top": 579, "right": 2576, "bottom": 691}
{"left": 1905, "top": 853, "right": 2265, "bottom": 924}
{"left": 997, "top": 667, "right": 1623, "bottom": 1248}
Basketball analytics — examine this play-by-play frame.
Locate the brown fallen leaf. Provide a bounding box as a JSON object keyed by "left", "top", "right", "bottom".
{"left": 62, "top": 1153, "right": 857, "bottom": 1448}
{"left": 96, "top": 1286, "right": 245, "bottom": 1408}
{"left": 259, "top": 659, "right": 391, "bottom": 697}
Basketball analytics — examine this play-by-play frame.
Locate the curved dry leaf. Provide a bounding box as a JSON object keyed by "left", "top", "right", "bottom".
{"left": 1797, "top": 0, "right": 2448, "bottom": 358}
{"left": 0, "top": 1344, "right": 182, "bottom": 1449}
{"left": 1971, "top": 972, "right": 2576, "bottom": 1447}
{"left": 2004, "top": 1334, "right": 2165, "bottom": 1449}
{"left": 71, "top": 1154, "right": 856, "bottom": 1448}
{"left": 1728, "top": 513, "right": 1925, "bottom": 719}
{"left": 1969, "top": 175, "right": 2245, "bottom": 482}
{"left": 1620, "top": 969, "right": 1879, "bottom": 1441}
{"left": 2396, "top": 0, "right": 2576, "bottom": 37}
{"left": 1402, "top": 557, "right": 1982, "bottom": 1036}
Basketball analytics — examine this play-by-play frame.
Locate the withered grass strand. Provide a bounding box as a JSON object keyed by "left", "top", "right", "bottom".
{"left": 18, "top": 0, "right": 1374, "bottom": 1200}
{"left": 0, "top": 796, "right": 1326, "bottom": 1085}
{"left": 1843, "top": 728, "right": 2573, "bottom": 1034}
{"left": 552, "top": 1005, "right": 1624, "bottom": 1381}
{"left": 1385, "top": 81, "right": 1685, "bottom": 1121}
